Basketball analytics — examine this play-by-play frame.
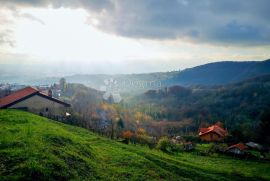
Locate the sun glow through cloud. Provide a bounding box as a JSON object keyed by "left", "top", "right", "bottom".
{"left": 13, "top": 8, "right": 150, "bottom": 63}
{"left": 0, "top": 4, "right": 270, "bottom": 74}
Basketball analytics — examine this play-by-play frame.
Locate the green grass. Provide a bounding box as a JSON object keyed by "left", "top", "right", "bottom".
{"left": 0, "top": 109, "right": 270, "bottom": 181}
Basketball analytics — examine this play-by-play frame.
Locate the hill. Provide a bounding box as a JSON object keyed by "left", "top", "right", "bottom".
{"left": 2, "top": 59, "right": 270, "bottom": 91}
{"left": 1, "top": 110, "right": 270, "bottom": 180}
{"left": 169, "top": 59, "right": 270, "bottom": 86}
{"left": 62, "top": 59, "right": 270, "bottom": 91}
{"left": 125, "top": 75, "right": 270, "bottom": 141}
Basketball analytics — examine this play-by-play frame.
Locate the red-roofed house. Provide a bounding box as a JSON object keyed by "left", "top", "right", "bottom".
{"left": 199, "top": 124, "right": 228, "bottom": 142}
{"left": 0, "top": 86, "right": 70, "bottom": 117}
{"left": 226, "top": 142, "right": 247, "bottom": 155}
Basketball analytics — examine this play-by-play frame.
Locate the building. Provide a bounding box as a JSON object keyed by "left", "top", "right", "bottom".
{"left": 245, "top": 142, "right": 262, "bottom": 150}
{"left": 199, "top": 124, "right": 228, "bottom": 142}
{"left": 183, "top": 141, "right": 195, "bottom": 151}
{"left": 226, "top": 142, "right": 247, "bottom": 155}
{"left": 0, "top": 86, "right": 70, "bottom": 117}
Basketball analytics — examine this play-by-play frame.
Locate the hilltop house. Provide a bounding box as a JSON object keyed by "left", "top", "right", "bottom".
{"left": 0, "top": 86, "right": 70, "bottom": 118}
{"left": 199, "top": 124, "right": 228, "bottom": 142}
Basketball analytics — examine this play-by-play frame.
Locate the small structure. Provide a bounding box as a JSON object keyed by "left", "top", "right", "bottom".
{"left": 183, "top": 141, "right": 194, "bottom": 151}
{"left": 199, "top": 124, "right": 228, "bottom": 142}
{"left": 0, "top": 86, "right": 70, "bottom": 117}
{"left": 171, "top": 136, "right": 184, "bottom": 144}
{"left": 226, "top": 142, "right": 247, "bottom": 155}
{"left": 246, "top": 142, "right": 262, "bottom": 150}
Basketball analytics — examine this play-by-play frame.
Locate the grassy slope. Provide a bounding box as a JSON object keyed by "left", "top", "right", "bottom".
{"left": 0, "top": 110, "right": 269, "bottom": 181}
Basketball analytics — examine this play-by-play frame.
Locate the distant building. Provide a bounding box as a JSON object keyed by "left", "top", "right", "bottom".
{"left": 226, "top": 142, "right": 247, "bottom": 155}
{"left": 0, "top": 86, "right": 70, "bottom": 117}
{"left": 199, "top": 124, "right": 228, "bottom": 142}
{"left": 183, "top": 141, "right": 195, "bottom": 151}
{"left": 245, "top": 142, "right": 262, "bottom": 150}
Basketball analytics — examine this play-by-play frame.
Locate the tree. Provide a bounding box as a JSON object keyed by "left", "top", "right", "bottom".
{"left": 116, "top": 118, "right": 125, "bottom": 138}
{"left": 59, "top": 78, "right": 66, "bottom": 92}
{"left": 136, "top": 128, "right": 146, "bottom": 135}
{"left": 99, "top": 103, "right": 118, "bottom": 139}
{"left": 117, "top": 118, "right": 125, "bottom": 129}
{"left": 107, "top": 94, "right": 114, "bottom": 104}
{"left": 259, "top": 110, "right": 270, "bottom": 145}
{"left": 121, "top": 130, "right": 134, "bottom": 143}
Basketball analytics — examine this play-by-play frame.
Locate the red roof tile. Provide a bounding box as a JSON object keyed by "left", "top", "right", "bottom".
{"left": 199, "top": 124, "right": 228, "bottom": 137}
{"left": 227, "top": 142, "right": 247, "bottom": 151}
{"left": 0, "top": 86, "right": 38, "bottom": 108}
{"left": 0, "top": 86, "right": 70, "bottom": 108}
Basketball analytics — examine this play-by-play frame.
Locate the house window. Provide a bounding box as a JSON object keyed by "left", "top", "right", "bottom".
{"left": 45, "top": 107, "right": 48, "bottom": 112}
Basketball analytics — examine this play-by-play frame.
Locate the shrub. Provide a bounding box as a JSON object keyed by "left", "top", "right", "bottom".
{"left": 207, "top": 143, "right": 227, "bottom": 154}
{"left": 136, "top": 128, "right": 146, "bottom": 135}
{"left": 182, "top": 135, "right": 201, "bottom": 143}
{"left": 156, "top": 137, "right": 174, "bottom": 152}
{"left": 134, "top": 134, "right": 157, "bottom": 149}
{"left": 120, "top": 130, "right": 134, "bottom": 143}
{"left": 121, "top": 130, "right": 133, "bottom": 139}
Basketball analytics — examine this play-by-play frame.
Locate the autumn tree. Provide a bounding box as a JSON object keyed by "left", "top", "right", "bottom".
{"left": 121, "top": 130, "right": 134, "bottom": 144}
{"left": 99, "top": 103, "right": 119, "bottom": 139}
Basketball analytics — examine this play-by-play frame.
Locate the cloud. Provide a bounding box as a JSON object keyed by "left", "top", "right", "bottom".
{"left": 89, "top": 0, "right": 270, "bottom": 46}
{"left": 0, "top": 0, "right": 113, "bottom": 11}
{"left": 0, "top": 31, "right": 15, "bottom": 47}
{"left": 21, "top": 13, "right": 45, "bottom": 25}
{"left": 1, "top": 0, "right": 270, "bottom": 46}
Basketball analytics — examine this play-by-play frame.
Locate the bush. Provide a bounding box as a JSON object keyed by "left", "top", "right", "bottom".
{"left": 207, "top": 143, "right": 227, "bottom": 154}
{"left": 182, "top": 135, "right": 201, "bottom": 143}
{"left": 120, "top": 130, "right": 134, "bottom": 143}
{"left": 134, "top": 134, "right": 157, "bottom": 149}
{"left": 171, "top": 144, "right": 183, "bottom": 152}
{"left": 156, "top": 137, "right": 175, "bottom": 152}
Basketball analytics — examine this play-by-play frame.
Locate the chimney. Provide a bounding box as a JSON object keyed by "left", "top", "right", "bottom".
{"left": 48, "top": 89, "right": 52, "bottom": 97}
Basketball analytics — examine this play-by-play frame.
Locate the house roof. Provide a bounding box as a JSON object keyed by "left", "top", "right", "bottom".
{"left": 0, "top": 87, "right": 38, "bottom": 108}
{"left": 0, "top": 86, "right": 70, "bottom": 108}
{"left": 246, "top": 142, "right": 262, "bottom": 149}
{"left": 199, "top": 124, "right": 228, "bottom": 137}
{"left": 227, "top": 142, "right": 247, "bottom": 151}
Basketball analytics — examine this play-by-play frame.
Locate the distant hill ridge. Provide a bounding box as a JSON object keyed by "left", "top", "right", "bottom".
{"left": 63, "top": 59, "right": 270, "bottom": 90}
{"left": 169, "top": 59, "right": 270, "bottom": 86}
{"left": 2, "top": 59, "right": 269, "bottom": 90}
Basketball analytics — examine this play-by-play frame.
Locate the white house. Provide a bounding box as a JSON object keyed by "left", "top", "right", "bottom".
{"left": 0, "top": 86, "right": 70, "bottom": 117}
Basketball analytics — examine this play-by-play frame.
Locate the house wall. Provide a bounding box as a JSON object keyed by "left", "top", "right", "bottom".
{"left": 200, "top": 132, "right": 223, "bottom": 142}
{"left": 9, "top": 95, "right": 68, "bottom": 116}
{"left": 227, "top": 148, "right": 244, "bottom": 155}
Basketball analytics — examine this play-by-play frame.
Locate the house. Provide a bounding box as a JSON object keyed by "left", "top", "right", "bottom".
{"left": 0, "top": 86, "right": 70, "bottom": 117}
{"left": 199, "top": 124, "right": 228, "bottom": 142}
{"left": 226, "top": 142, "right": 247, "bottom": 155}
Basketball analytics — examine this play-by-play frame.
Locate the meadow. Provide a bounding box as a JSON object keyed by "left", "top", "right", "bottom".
{"left": 0, "top": 109, "right": 269, "bottom": 181}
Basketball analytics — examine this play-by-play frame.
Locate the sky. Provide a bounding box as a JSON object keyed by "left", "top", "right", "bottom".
{"left": 0, "top": 0, "right": 270, "bottom": 75}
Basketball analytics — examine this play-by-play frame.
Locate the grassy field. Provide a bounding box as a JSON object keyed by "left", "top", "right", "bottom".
{"left": 0, "top": 109, "right": 269, "bottom": 181}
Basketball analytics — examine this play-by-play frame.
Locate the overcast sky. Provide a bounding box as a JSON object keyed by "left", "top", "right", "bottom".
{"left": 0, "top": 0, "right": 270, "bottom": 75}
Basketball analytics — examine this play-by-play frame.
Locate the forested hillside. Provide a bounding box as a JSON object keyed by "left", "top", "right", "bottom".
{"left": 58, "top": 75, "right": 270, "bottom": 144}
{"left": 168, "top": 59, "right": 270, "bottom": 86}
{"left": 123, "top": 75, "right": 270, "bottom": 142}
